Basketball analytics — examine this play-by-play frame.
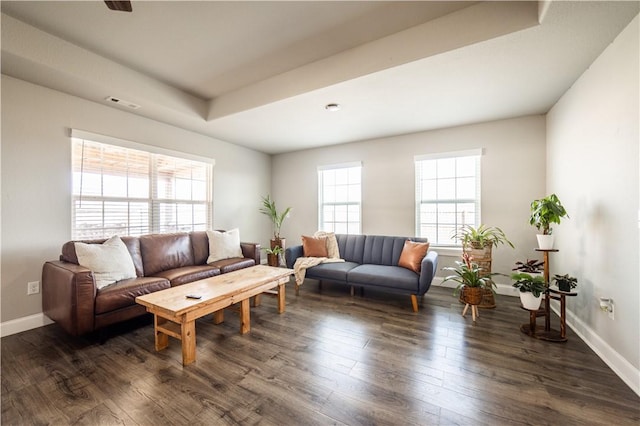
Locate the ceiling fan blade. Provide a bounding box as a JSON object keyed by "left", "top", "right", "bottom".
{"left": 104, "top": 1, "right": 132, "bottom": 12}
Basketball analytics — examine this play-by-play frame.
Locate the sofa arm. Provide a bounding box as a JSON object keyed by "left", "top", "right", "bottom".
{"left": 240, "top": 242, "right": 261, "bottom": 265}
{"left": 42, "top": 260, "right": 97, "bottom": 336}
{"left": 285, "top": 245, "right": 304, "bottom": 269}
{"left": 418, "top": 251, "right": 439, "bottom": 295}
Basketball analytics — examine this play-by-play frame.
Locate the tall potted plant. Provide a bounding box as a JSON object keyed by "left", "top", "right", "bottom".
{"left": 529, "top": 193, "right": 569, "bottom": 249}
{"left": 259, "top": 195, "right": 292, "bottom": 251}
{"left": 453, "top": 224, "right": 514, "bottom": 250}
{"left": 511, "top": 272, "right": 546, "bottom": 310}
{"left": 453, "top": 224, "right": 514, "bottom": 308}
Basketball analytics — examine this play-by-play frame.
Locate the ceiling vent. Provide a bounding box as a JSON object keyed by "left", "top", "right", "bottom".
{"left": 105, "top": 96, "right": 141, "bottom": 110}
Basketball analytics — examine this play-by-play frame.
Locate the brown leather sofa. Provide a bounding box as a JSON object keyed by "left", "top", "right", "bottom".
{"left": 42, "top": 231, "right": 260, "bottom": 336}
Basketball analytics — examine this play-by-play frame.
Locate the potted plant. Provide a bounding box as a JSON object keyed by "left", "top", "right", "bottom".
{"left": 264, "top": 246, "right": 283, "bottom": 267}
{"left": 529, "top": 193, "right": 569, "bottom": 249}
{"left": 443, "top": 253, "right": 498, "bottom": 304}
{"left": 553, "top": 273, "right": 577, "bottom": 292}
{"left": 512, "top": 259, "right": 544, "bottom": 274}
{"left": 511, "top": 272, "right": 546, "bottom": 310}
{"left": 453, "top": 224, "right": 513, "bottom": 308}
{"left": 453, "top": 224, "right": 514, "bottom": 250}
{"left": 259, "top": 195, "right": 292, "bottom": 251}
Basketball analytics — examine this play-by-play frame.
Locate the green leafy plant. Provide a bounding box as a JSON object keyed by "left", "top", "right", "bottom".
{"left": 512, "top": 259, "right": 544, "bottom": 273}
{"left": 263, "top": 246, "right": 283, "bottom": 256}
{"left": 263, "top": 245, "right": 284, "bottom": 267}
{"left": 553, "top": 274, "right": 577, "bottom": 292}
{"left": 453, "top": 224, "right": 514, "bottom": 249}
{"left": 259, "top": 195, "right": 292, "bottom": 240}
{"left": 443, "top": 253, "right": 499, "bottom": 296}
{"left": 529, "top": 193, "right": 569, "bottom": 235}
{"left": 511, "top": 272, "right": 546, "bottom": 297}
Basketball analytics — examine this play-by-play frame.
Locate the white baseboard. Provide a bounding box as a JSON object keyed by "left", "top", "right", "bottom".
{"left": 550, "top": 302, "right": 640, "bottom": 397}
{"left": 0, "top": 313, "right": 53, "bottom": 338}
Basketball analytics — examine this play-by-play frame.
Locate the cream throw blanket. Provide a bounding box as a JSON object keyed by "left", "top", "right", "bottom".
{"left": 293, "top": 231, "right": 344, "bottom": 286}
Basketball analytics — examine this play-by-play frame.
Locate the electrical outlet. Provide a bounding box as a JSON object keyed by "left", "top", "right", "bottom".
{"left": 27, "top": 281, "right": 40, "bottom": 295}
{"left": 608, "top": 303, "right": 615, "bottom": 320}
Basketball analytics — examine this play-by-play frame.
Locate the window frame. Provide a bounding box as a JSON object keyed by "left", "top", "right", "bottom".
{"left": 414, "top": 149, "right": 482, "bottom": 247}
{"left": 317, "top": 161, "right": 362, "bottom": 235}
{"left": 70, "top": 129, "right": 214, "bottom": 239}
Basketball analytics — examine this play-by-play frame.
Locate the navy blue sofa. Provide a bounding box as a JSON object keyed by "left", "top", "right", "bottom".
{"left": 285, "top": 234, "right": 438, "bottom": 312}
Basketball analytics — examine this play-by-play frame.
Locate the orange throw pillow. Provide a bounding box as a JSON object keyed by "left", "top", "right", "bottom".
{"left": 302, "top": 235, "right": 328, "bottom": 257}
{"left": 398, "top": 240, "right": 430, "bottom": 273}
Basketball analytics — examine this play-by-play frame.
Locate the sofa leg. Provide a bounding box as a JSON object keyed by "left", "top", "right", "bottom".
{"left": 410, "top": 295, "right": 419, "bottom": 312}
{"left": 99, "top": 327, "right": 109, "bottom": 345}
{"left": 318, "top": 281, "right": 323, "bottom": 293}
{"left": 350, "top": 286, "right": 354, "bottom": 297}
{"left": 295, "top": 283, "right": 300, "bottom": 296}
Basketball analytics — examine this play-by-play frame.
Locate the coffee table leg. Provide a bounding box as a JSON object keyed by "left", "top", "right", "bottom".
{"left": 277, "top": 283, "right": 286, "bottom": 313}
{"left": 154, "top": 315, "right": 168, "bottom": 351}
{"left": 181, "top": 320, "right": 196, "bottom": 366}
{"left": 213, "top": 310, "right": 224, "bottom": 324}
{"left": 240, "top": 298, "right": 250, "bottom": 334}
{"left": 252, "top": 294, "right": 262, "bottom": 307}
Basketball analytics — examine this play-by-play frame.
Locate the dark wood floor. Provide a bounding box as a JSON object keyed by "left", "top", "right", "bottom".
{"left": 2, "top": 282, "right": 639, "bottom": 425}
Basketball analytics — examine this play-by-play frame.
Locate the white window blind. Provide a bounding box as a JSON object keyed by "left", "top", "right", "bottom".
{"left": 71, "top": 133, "right": 213, "bottom": 239}
{"left": 318, "top": 162, "right": 362, "bottom": 234}
{"left": 415, "top": 150, "right": 481, "bottom": 246}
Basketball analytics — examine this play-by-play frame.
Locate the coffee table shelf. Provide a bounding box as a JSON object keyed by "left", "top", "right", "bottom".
{"left": 156, "top": 317, "right": 181, "bottom": 340}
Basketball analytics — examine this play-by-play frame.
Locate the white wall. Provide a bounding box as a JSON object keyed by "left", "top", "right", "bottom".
{"left": 1, "top": 75, "right": 272, "bottom": 324}
{"left": 272, "top": 115, "right": 546, "bottom": 282}
{"left": 546, "top": 15, "right": 639, "bottom": 392}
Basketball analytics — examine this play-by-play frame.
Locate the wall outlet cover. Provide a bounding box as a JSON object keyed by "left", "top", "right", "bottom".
{"left": 27, "top": 281, "right": 40, "bottom": 295}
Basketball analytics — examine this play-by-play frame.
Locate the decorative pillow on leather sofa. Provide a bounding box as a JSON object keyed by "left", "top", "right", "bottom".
{"left": 75, "top": 235, "right": 137, "bottom": 289}
{"left": 207, "top": 228, "right": 243, "bottom": 263}
{"left": 398, "top": 240, "right": 430, "bottom": 273}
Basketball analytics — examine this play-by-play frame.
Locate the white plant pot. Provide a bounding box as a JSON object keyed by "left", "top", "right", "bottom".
{"left": 519, "top": 292, "right": 543, "bottom": 310}
{"left": 536, "top": 234, "right": 555, "bottom": 250}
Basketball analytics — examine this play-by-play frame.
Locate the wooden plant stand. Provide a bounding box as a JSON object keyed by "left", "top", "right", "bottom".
{"left": 462, "top": 302, "right": 480, "bottom": 323}
{"left": 460, "top": 286, "right": 482, "bottom": 323}
{"left": 520, "top": 248, "right": 577, "bottom": 342}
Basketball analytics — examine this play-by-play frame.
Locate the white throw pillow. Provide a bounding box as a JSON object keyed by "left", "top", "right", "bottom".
{"left": 75, "top": 236, "right": 137, "bottom": 290}
{"left": 314, "top": 231, "right": 340, "bottom": 259}
{"left": 207, "top": 228, "right": 243, "bottom": 263}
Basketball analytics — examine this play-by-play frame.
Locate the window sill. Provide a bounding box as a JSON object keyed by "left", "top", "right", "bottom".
{"left": 430, "top": 246, "right": 463, "bottom": 257}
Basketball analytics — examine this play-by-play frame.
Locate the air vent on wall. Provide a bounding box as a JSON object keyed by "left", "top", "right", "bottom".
{"left": 105, "top": 96, "right": 141, "bottom": 110}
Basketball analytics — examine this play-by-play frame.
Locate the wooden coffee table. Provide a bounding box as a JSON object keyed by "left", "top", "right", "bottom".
{"left": 135, "top": 265, "right": 293, "bottom": 366}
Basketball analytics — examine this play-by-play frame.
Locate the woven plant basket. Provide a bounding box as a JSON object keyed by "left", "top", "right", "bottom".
{"left": 461, "top": 286, "right": 483, "bottom": 305}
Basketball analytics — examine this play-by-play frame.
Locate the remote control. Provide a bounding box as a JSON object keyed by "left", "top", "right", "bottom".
{"left": 185, "top": 294, "right": 202, "bottom": 299}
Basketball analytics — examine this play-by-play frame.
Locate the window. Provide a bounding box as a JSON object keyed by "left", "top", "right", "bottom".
{"left": 318, "top": 162, "right": 361, "bottom": 234}
{"left": 71, "top": 131, "right": 213, "bottom": 239}
{"left": 415, "top": 150, "right": 481, "bottom": 246}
